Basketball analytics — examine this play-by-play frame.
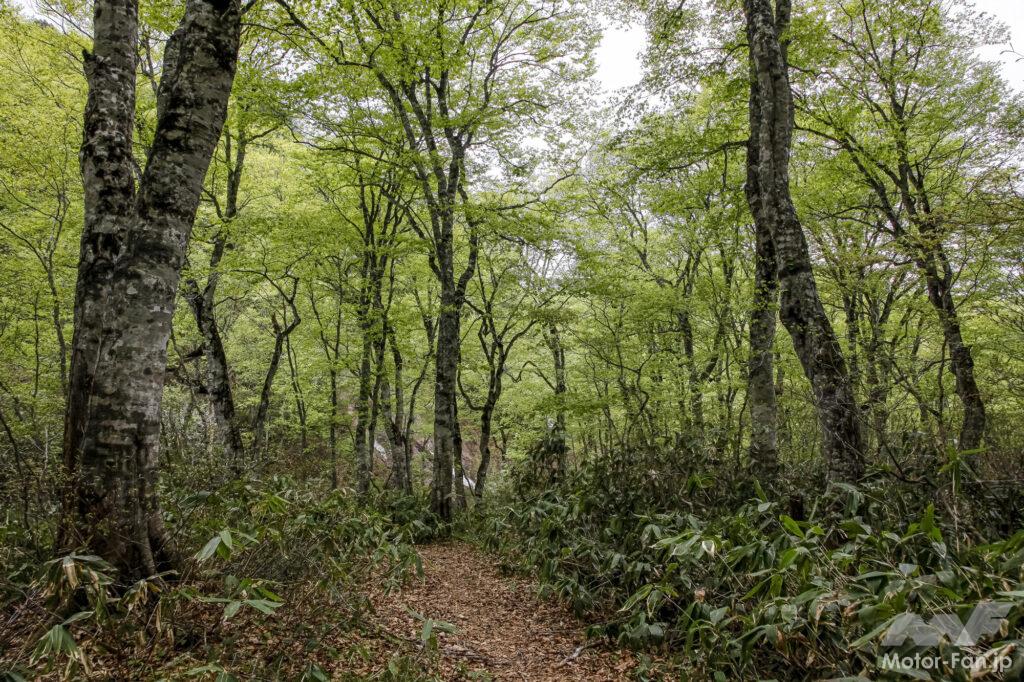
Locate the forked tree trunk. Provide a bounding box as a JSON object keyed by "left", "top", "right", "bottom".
{"left": 743, "top": 0, "right": 864, "bottom": 483}
{"left": 60, "top": 0, "right": 240, "bottom": 579}
{"left": 917, "top": 230, "right": 986, "bottom": 452}
{"left": 251, "top": 310, "right": 299, "bottom": 458}
{"left": 185, "top": 132, "right": 247, "bottom": 468}
{"left": 185, "top": 233, "right": 244, "bottom": 470}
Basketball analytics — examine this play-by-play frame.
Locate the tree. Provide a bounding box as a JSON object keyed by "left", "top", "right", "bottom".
{"left": 743, "top": 0, "right": 864, "bottom": 482}
{"left": 59, "top": 0, "right": 241, "bottom": 578}
{"left": 801, "top": 0, "right": 1023, "bottom": 452}
{"left": 299, "top": 0, "right": 594, "bottom": 519}
{"left": 461, "top": 246, "right": 541, "bottom": 495}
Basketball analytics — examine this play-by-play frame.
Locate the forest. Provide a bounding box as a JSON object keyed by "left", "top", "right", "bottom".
{"left": 1, "top": 0, "right": 1023, "bottom": 677}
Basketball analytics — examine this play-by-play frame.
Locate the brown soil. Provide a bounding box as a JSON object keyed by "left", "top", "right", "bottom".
{"left": 364, "top": 542, "right": 640, "bottom": 680}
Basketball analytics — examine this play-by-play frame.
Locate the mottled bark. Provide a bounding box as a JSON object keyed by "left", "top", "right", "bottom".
{"left": 743, "top": 0, "right": 864, "bottom": 482}
{"left": 60, "top": 0, "right": 240, "bottom": 579}
{"left": 427, "top": 203, "right": 479, "bottom": 518}
{"left": 370, "top": 57, "right": 480, "bottom": 521}
{"left": 431, "top": 300, "right": 460, "bottom": 519}
{"left": 543, "top": 324, "right": 568, "bottom": 479}
{"left": 251, "top": 307, "right": 299, "bottom": 456}
{"left": 917, "top": 229, "right": 985, "bottom": 451}
{"left": 185, "top": 233, "right": 243, "bottom": 469}
{"left": 747, "top": 219, "right": 779, "bottom": 478}
{"left": 353, "top": 326, "right": 374, "bottom": 495}
{"left": 185, "top": 131, "right": 247, "bottom": 467}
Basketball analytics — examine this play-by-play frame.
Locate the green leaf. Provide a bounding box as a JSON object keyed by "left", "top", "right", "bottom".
{"left": 61, "top": 610, "right": 94, "bottom": 626}
{"left": 244, "top": 599, "right": 283, "bottom": 615}
{"left": 195, "top": 536, "right": 221, "bottom": 562}
{"left": 219, "top": 529, "right": 234, "bottom": 552}
{"left": 420, "top": 619, "right": 433, "bottom": 644}
{"left": 779, "top": 515, "right": 804, "bottom": 538}
{"left": 223, "top": 601, "right": 242, "bottom": 620}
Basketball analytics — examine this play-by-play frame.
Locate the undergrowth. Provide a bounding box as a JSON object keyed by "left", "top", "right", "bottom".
{"left": 466, "top": 452, "right": 1024, "bottom": 680}
{"left": 0, "top": 477, "right": 432, "bottom": 680}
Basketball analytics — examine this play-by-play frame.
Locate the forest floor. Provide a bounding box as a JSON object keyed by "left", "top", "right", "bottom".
{"left": 358, "top": 542, "right": 642, "bottom": 680}
{"left": 3, "top": 541, "right": 654, "bottom": 680}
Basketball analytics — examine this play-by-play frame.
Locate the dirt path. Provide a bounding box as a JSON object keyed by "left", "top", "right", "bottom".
{"left": 366, "top": 542, "right": 639, "bottom": 681}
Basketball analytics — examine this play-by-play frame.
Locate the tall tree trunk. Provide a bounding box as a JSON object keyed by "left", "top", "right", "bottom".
{"left": 428, "top": 200, "right": 478, "bottom": 520}
{"left": 431, "top": 298, "right": 460, "bottom": 519}
{"left": 919, "top": 241, "right": 985, "bottom": 451}
{"left": 285, "top": 334, "right": 308, "bottom": 453}
{"left": 185, "top": 234, "right": 243, "bottom": 470}
{"left": 60, "top": 0, "right": 240, "bottom": 579}
{"left": 251, "top": 311, "right": 298, "bottom": 458}
{"left": 354, "top": 296, "right": 376, "bottom": 495}
{"left": 382, "top": 377, "right": 407, "bottom": 492}
{"left": 747, "top": 220, "right": 779, "bottom": 478}
{"left": 185, "top": 131, "right": 247, "bottom": 468}
{"left": 743, "top": 0, "right": 864, "bottom": 483}
{"left": 385, "top": 328, "right": 410, "bottom": 493}
{"left": 544, "top": 324, "right": 568, "bottom": 479}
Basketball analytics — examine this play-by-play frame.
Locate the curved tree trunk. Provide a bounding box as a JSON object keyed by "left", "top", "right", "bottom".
{"left": 251, "top": 309, "right": 299, "bottom": 461}
{"left": 185, "top": 131, "right": 248, "bottom": 470}
{"left": 919, "top": 237, "right": 985, "bottom": 452}
{"left": 743, "top": 0, "right": 864, "bottom": 483}
{"left": 60, "top": 0, "right": 240, "bottom": 579}
{"left": 474, "top": 397, "right": 497, "bottom": 497}
{"left": 185, "top": 233, "right": 244, "bottom": 471}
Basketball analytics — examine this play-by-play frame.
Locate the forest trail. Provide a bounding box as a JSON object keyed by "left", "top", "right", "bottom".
{"left": 367, "top": 542, "right": 640, "bottom": 680}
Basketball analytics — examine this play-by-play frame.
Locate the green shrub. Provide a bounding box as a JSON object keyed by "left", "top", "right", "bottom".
{"left": 470, "top": 458, "right": 1024, "bottom": 680}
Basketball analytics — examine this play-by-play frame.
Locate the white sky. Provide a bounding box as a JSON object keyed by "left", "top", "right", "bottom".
{"left": 594, "top": 0, "right": 1024, "bottom": 93}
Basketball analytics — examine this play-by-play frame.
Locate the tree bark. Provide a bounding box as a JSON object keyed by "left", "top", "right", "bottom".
{"left": 743, "top": 0, "right": 864, "bottom": 483}
{"left": 185, "top": 233, "right": 244, "bottom": 470}
{"left": 431, "top": 298, "right": 460, "bottom": 519}
{"left": 354, "top": 323, "right": 375, "bottom": 495}
{"left": 60, "top": 0, "right": 240, "bottom": 579}
{"left": 915, "top": 225, "right": 985, "bottom": 451}
{"left": 543, "top": 324, "right": 568, "bottom": 479}
{"left": 184, "top": 130, "right": 247, "bottom": 468}
{"left": 370, "top": 63, "right": 480, "bottom": 522}
{"left": 747, "top": 220, "right": 779, "bottom": 478}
